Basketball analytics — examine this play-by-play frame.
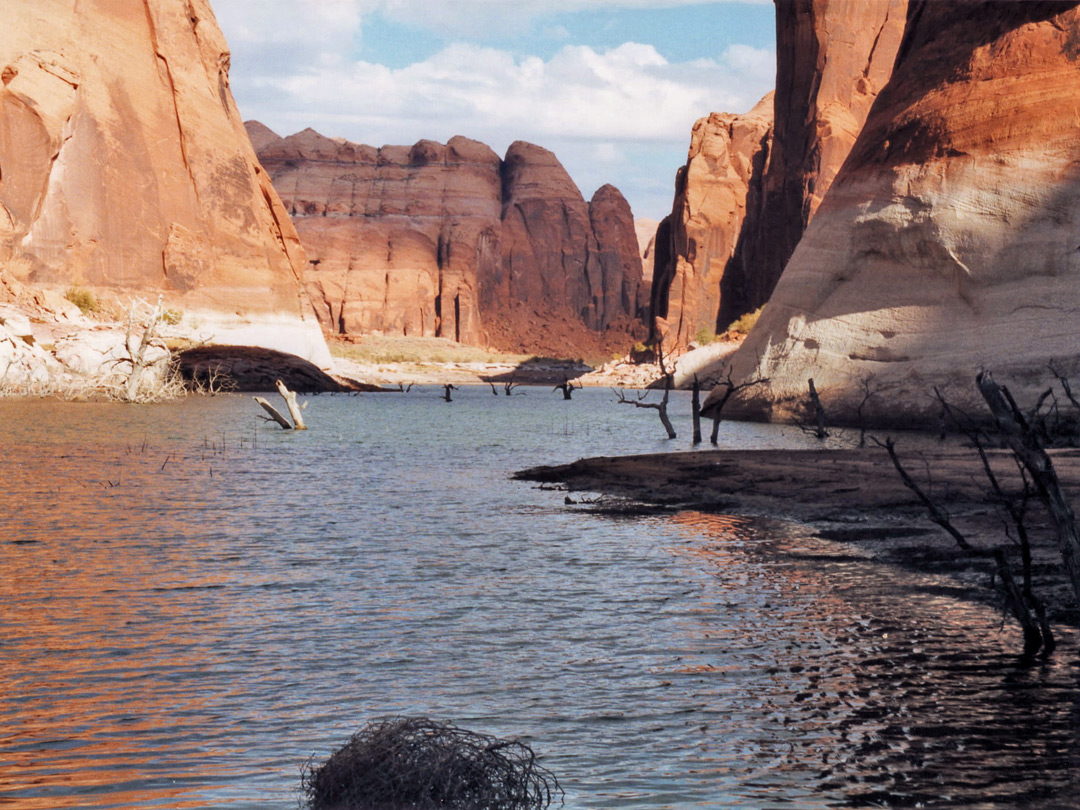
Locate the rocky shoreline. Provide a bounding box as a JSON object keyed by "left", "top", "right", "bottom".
{"left": 515, "top": 444, "right": 1080, "bottom": 634}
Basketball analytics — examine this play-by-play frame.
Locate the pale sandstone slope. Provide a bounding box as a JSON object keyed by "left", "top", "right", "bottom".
{"left": 0, "top": 0, "right": 329, "bottom": 366}
{"left": 710, "top": 0, "right": 1080, "bottom": 426}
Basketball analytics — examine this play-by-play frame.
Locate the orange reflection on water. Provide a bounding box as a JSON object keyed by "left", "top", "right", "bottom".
{"left": 0, "top": 443, "right": 246, "bottom": 809}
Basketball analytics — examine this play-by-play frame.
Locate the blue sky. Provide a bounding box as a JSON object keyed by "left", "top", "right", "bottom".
{"left": 212, "top": 0, "right": 776, "bottom": 220}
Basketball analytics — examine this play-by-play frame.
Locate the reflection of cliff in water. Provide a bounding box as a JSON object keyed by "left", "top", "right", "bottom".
{"left": 667, "top": 511, "right": 1080, "bottom": 808}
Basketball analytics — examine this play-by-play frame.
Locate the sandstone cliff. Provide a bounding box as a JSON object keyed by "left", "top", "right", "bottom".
{"left": 0, "top": 0, "right": 329, "bottom": 368}
{"left": 650, "top": 93, "right": 773, "bottom": 351}
{"left": 252, "top": 126, "right": 647, "bottom": 359}
{"left": 651, "top": 0, "right": 906, "bottom": 352}
{"left": 708, "top": 0, "right": 1080, "bottom": 426}
{"left": 745, "top": 0, "right": 908, "bottom": 305}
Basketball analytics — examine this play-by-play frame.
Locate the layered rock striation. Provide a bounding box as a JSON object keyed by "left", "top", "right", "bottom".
{"left": 253, "top": 127, "right": 648, "bottom": 358}
{"left": 0, "top": 0, "right": 329, "bottom": 366}
{"left": 709, "top": 0, "right": 1080, "bottom": 426}
{"left": 651, "top": 0, "right": 906, "bottom": 351}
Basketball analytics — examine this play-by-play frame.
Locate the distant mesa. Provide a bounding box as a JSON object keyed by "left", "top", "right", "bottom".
{"left": 0, "top": 0, "right": 330, "bottom": 368}
{"left": 249, "top": 123, "right": 649, "bottom": 359}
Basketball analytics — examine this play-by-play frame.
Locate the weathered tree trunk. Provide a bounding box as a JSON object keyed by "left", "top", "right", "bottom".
{"left": 977, "top": 371, "right": 1080, "bottom": 605}
{"left": 555, "top": 378, "right": 577, "bottom": 400}
{"left": 808, "top": 378, "right": 827, "bottom": 439}
{"left": 658, "top": 375, "right": 676, "bottom": 439}
{"left": 276, "top": 380, "right": 307, "bottom": 430}
{"left": 692, "top": 376, "right": 702, "bottom": 445}
{"left": 254, "top": 397, "right": 292, "bottom": 429}
{"left": 123, "top": 297, "right": 164, "bottom": 402}
{"left": 253, "top": 380, "right": 307, "bottom": 430}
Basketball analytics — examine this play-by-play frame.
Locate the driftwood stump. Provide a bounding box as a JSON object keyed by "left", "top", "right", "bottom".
{"left": 254, "top": 380, "right": 308, "bottom": 430}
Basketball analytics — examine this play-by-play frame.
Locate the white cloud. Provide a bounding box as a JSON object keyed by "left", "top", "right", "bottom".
{"left": 212, "top": 0, "right": 776, "bottom": 218}
{"left": 244, "top": 41, "right": 773, "bottom": 146}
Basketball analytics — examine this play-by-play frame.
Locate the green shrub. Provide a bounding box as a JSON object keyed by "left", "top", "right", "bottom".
{"left": 161, "top": 308, "right": 183, "bottom": 325}
{"left": 725, "top": 305, "right": 764, "bottom": 335}
{"left": 65, "top": 287, "right": 100, "bottom": 315}
{"left": 693, "top": 326, "right": 715, "bottom": 346}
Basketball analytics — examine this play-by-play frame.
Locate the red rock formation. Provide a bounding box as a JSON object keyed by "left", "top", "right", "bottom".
{"left": 634, "top": 218, "right": 659, "bottom": 287}
{"left": 710, "top": 0, "right": 1080, "bottom": 426}
{"left": 256, "top": 128, "right": 500, "bottom": 344}
{"left": 589, "top": 184, "right": 649, "bottom": 329}
{"left": 651, "top": 0, "right": 906, "bottom": 352}
{"left": 0, "top": 0, "right": 329, "bottom": 366}
{"left": 650, "top": 94, "right": 773, "bottom": 351}
{"left": 748, "top": 0, "right": 908, "bottom": 305}
{"left": 253, "top": 127, "right": 647, "bottom": 358}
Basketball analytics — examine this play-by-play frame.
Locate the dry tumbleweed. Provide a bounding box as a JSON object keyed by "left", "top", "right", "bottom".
{"left": 300, "top": 716, "right": 563, "bottom": 810}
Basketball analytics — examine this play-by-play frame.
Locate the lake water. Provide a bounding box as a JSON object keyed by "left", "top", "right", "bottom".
{"left": 2, "top": 387, "right": 1079, "bottom": 809}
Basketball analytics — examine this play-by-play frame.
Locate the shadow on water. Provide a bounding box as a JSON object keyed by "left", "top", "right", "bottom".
{"left": 666, "top": 511, "right": 1080, "bottom": 808}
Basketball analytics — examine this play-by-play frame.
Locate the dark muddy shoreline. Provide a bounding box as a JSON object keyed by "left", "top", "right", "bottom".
{"left": 516, "top": 446, "right": 1080, "bottom": 629}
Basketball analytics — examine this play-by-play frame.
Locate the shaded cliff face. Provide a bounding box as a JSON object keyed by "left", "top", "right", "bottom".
{"left": 650, "top": 94, "right": 773, "bottom": 351}
{"left": 0, "top": 0, "right": 328, "bottom": 365}
{"left": 748, "top": 0, "right": 908, "bottom": 305}
{"left": 254, "top": 128, "right": 647, "bottom": 357}
{"left": 650, "top": 0, "right": 906, "bottom": 352}
{"left": 710, "top": 0, "right": 1080, "bottom": 426}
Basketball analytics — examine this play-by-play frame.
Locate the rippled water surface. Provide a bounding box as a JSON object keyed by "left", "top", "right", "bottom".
{"left": 2, "top": 387, "right": 1080, "bottom": 809}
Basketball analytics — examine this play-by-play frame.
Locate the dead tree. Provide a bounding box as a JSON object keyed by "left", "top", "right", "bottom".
{"left": 701, "top": 365, "right": 770, "bottom": 445}
{"left": 554, "top": 377, "right": 579, "bottom": 400}
{"left": 114, "top": 296, "right": 180, "bottom": 402}
{"left": 691, "top": 376, "right": 702, "bottom": 445}
{"left": 443, "top": 383, "right": 458, "bottom": 402}
{"left": 880, "top": 436, "right": 1052, "bottom": 657}
{"left": 254, "top": 380, "right": 308, "bottom": 430}
{"left": 504, "top": 376, "right": 520, "bottom": 396}
{"left": 807, "top": 380, "right": 829, "bottom": 440}
{"left": 614, "top": 376, "right": 676, "bottom": 439}
{"left": 854, "top": 373, "right": 883, "bottom": 448}
{"left": 977, "top": 371, "right": 1080, "bottom": 607}
{"left": 488, "top": 382, "right": 499, "bottom": 396}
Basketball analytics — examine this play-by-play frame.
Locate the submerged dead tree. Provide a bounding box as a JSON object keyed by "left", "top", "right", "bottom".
{"left": 692, "top": 376, "right": 702, "bottom": 444}
{"left": 803, "top": 378, "right": 828, "bottom": 439}
{"left": 614, "top": 371, "right": 676, "bottom": 439}
{"left": 876, "top": 369, "right": 1080, "bottom": 657}
{"left": 554, "top": 377, "right": 580, "bottom": 400}
{"left": 880, "top": 436, "right": 1053, "bottom": 657}
{"left": 977, "top": 371, "right": 1080, "bottom": 606}
{"left": 699, "top": 364, "right": 770, "bottom": 445}
{"left": 254, "top": 380, "right": 308, "bottom": 430}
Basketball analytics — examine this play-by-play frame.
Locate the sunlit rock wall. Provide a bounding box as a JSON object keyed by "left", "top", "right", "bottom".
{"left": 0, "top": 0, "right": 329, "bottom": 366}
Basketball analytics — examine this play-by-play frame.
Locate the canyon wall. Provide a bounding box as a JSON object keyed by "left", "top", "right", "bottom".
{"left": 652, "top": 0, "right": 907, "bottom": 351}
{"left": 650, "top": 94, "right": 772, "bottom": 351}
{"left": 709, "top": 0, "right": 1080, "bottom": 425}
{"left": 0, "top": 0, "right": 329, "bottom": 366}
{"left": 253, "top": 127, "right": 647, "bottom": 358}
